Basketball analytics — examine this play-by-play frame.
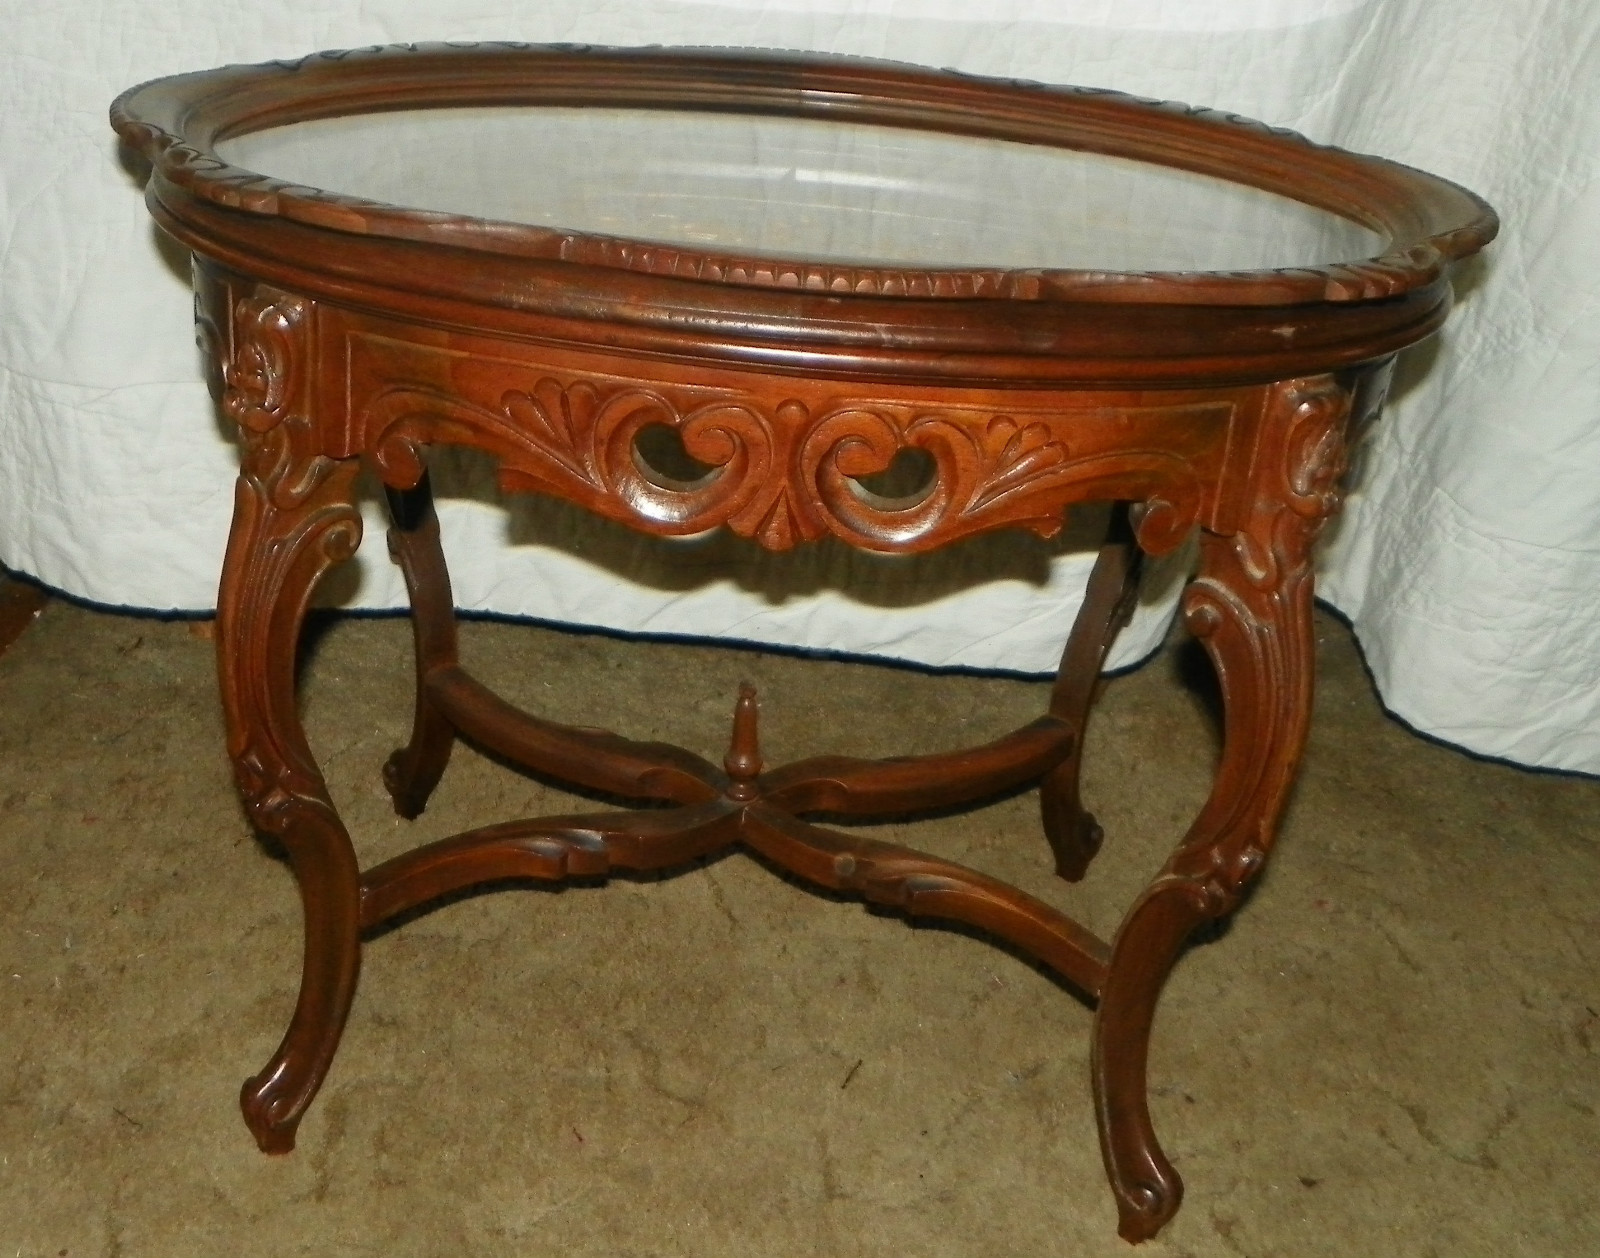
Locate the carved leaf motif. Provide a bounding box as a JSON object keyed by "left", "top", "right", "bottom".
{"left": 1171, "top": 373, "right": 1355, "bottom": 892}
{"left": 1285, "top": 390, "right": 1350, "bottom": 517}
{"left": 209, "top": 286, "right": 351, "bottom": 515}
{"left": 748, "top": 494, "right": 809, "bottom": 551}
{"left": 501, "top": 379, "right": 598, "bottom": 486}
{"left": 1218, "top": 378, "right": 1352, "bottom": 591}
{"left": 213, "top": 285, "right": 365, "bottom": 829}
{"left": 370, "top": 382, "right": 595, "bottom": 497}
{"left": 723, "top": 399, "right": 821, "bottom": 549}
{"left": 371, "top": 379, "right": 781, "bottom": 537}
{"left": 225, "top": 293, "right": 308, "bottom": 434}
{"left": 964, "top": 416, "right": 1072, "bottom": 514}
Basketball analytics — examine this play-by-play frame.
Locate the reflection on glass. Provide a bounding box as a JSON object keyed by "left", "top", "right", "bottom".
{"left": 219, "top": 106, "right": 1384, "bottom": 273}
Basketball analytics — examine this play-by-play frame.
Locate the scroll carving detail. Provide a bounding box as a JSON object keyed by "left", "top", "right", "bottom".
{"left": 366, "top": 375, "right": 1213, "bottom": 554}
{"left": 1172, "top": 376, "right": 1351, "bottom": 900}
{"left": 226, "top": 293, "right": 308, "bottom": 434}
{"left": 216, "top": 287, "right": 362, "bottom": 814}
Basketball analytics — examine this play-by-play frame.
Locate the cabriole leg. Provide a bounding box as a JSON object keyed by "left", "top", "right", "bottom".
{"left": 1091, "top": 377, "right": 1355, "bottom": 1241}
{"left": 214, "top": 288, "right": 366, "bottom": 1153}
{"left": 382, "top": 472, "right": 460, "bottom": 819}
{"left": 1040, "top": 504, "right": 1142, "bottom": 881}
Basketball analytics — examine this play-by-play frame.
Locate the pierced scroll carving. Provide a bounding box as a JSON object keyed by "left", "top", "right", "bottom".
{"left": 365, "top": 372, "right": 1217, "bottom": 555}
{"left": 369, "top": 380, "right": 780, "bottom": 539}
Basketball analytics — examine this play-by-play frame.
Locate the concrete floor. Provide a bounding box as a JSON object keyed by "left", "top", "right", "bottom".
{"left": 0, "top": 597, "right": 1594, "bottom": 1257}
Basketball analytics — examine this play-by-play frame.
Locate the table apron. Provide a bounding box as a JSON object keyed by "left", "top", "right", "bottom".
{"left": 198, "top": 266, "right": 1262, "bottom": 557}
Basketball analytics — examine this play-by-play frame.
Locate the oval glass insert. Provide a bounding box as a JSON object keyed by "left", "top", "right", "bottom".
{"left": 218, "top": 105, "right": 1384, "bottom": 275}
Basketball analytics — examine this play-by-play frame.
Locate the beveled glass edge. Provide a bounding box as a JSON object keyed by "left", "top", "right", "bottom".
{"left": 111, "top": 42, "right": 1499, "bottom": 307}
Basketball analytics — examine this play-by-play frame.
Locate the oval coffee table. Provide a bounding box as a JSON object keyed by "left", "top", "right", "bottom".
{"left": 112, "top": 44, "right": 1495, "bottom": 1242}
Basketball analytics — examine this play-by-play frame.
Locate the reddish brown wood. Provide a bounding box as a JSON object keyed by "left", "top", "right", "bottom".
{"left": 380, "top": 476, "right": 459, "bottom": 819}
{"left": 425, "top": 665, "right": 726, "bottom": 805}
{"left": 739, "top": 804, "right": 1112, "bottom": 998}
{"left": 210, "top": 282, "right": 365, "bottom": 1154}
{"left": 723, "top": 684, "right": 763, "bottom": 803}
{"left": 1039, "top": 505, "right": 1142, "bottom": 880}
{"left": 112, "top": 44, "right": 1493, "bottom": 1243}
{"left": 1092, "top": 374, "right": 1357, "bottom": 1241}
{"left": 359, "top": 802, "right": 746, "bottom": 930}
{"left": 0, "top": 578, "right": 48, "bottom": 658}
{"left": 757, "top": 716, "right": 1074, "bottom": 816}
{"left": 111, "top": 44, "right": 1494, "bottom": 310}
{"left": 350, "top": 339, "right": 1233, "bottom": 554}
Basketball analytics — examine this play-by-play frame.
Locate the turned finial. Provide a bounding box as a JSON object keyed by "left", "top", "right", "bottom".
{"left": 724, "top": 682, "right": 762, "bottom": 801}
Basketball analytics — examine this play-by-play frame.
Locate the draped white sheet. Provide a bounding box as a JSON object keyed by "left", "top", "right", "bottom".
{"left": 3, "top": 1, "right": 1595, "bottom": 770}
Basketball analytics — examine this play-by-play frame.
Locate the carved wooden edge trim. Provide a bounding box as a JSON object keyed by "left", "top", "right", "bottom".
{"left": 111, "top": 43, "right": 1497, "bottom": 307}
{"left": 557, "top": 236, "right": 1035, "bottom": 300}
{"left": 161, "top": 192, "right": 1459, "bottom": 394}
{"left": 362, "top": 375, "right": 1221, "bottom": 555}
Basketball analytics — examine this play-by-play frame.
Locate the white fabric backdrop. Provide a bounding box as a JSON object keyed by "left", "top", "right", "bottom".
{"left": 2, "top": 1, "right": 1595, "bottom": 771}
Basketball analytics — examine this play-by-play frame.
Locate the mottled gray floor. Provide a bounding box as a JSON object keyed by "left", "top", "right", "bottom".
{"left": 0, "top": 600, "right": 1594, "bottom": 1257}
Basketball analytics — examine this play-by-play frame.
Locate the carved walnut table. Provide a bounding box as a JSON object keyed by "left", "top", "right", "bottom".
{"left": 112, "top": 45, "right": 1494, "bottom": 1242}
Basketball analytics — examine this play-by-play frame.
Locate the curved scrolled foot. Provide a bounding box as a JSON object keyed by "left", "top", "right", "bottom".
{"left": 235, "top": 795, "right": 363, "bottom": 1155}
{"left": 382, "top": 743, "right": 447, "bottom": 821}
{"left": 241, "top": 1064, "right": 308, "bottom": 1154}
{"left": 1040, "top": 505, "right": 1140, "bottom": 882}
{"left": 213, "top": 289, "right": 369, "bottom": 1154}
{"left": 1112, "top": 1171, "right": 1183, "bottom": 1246}
{"left": 1040, "top": 770, "right": 1104, "bottom": 882}
{"left": 1091, "top": 876, "right": 1212, "bottom": 1242}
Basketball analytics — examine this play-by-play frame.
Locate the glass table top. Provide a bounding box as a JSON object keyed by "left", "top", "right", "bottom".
{"left": 217, "top": 106, "right": 1384, "bottom": 274}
